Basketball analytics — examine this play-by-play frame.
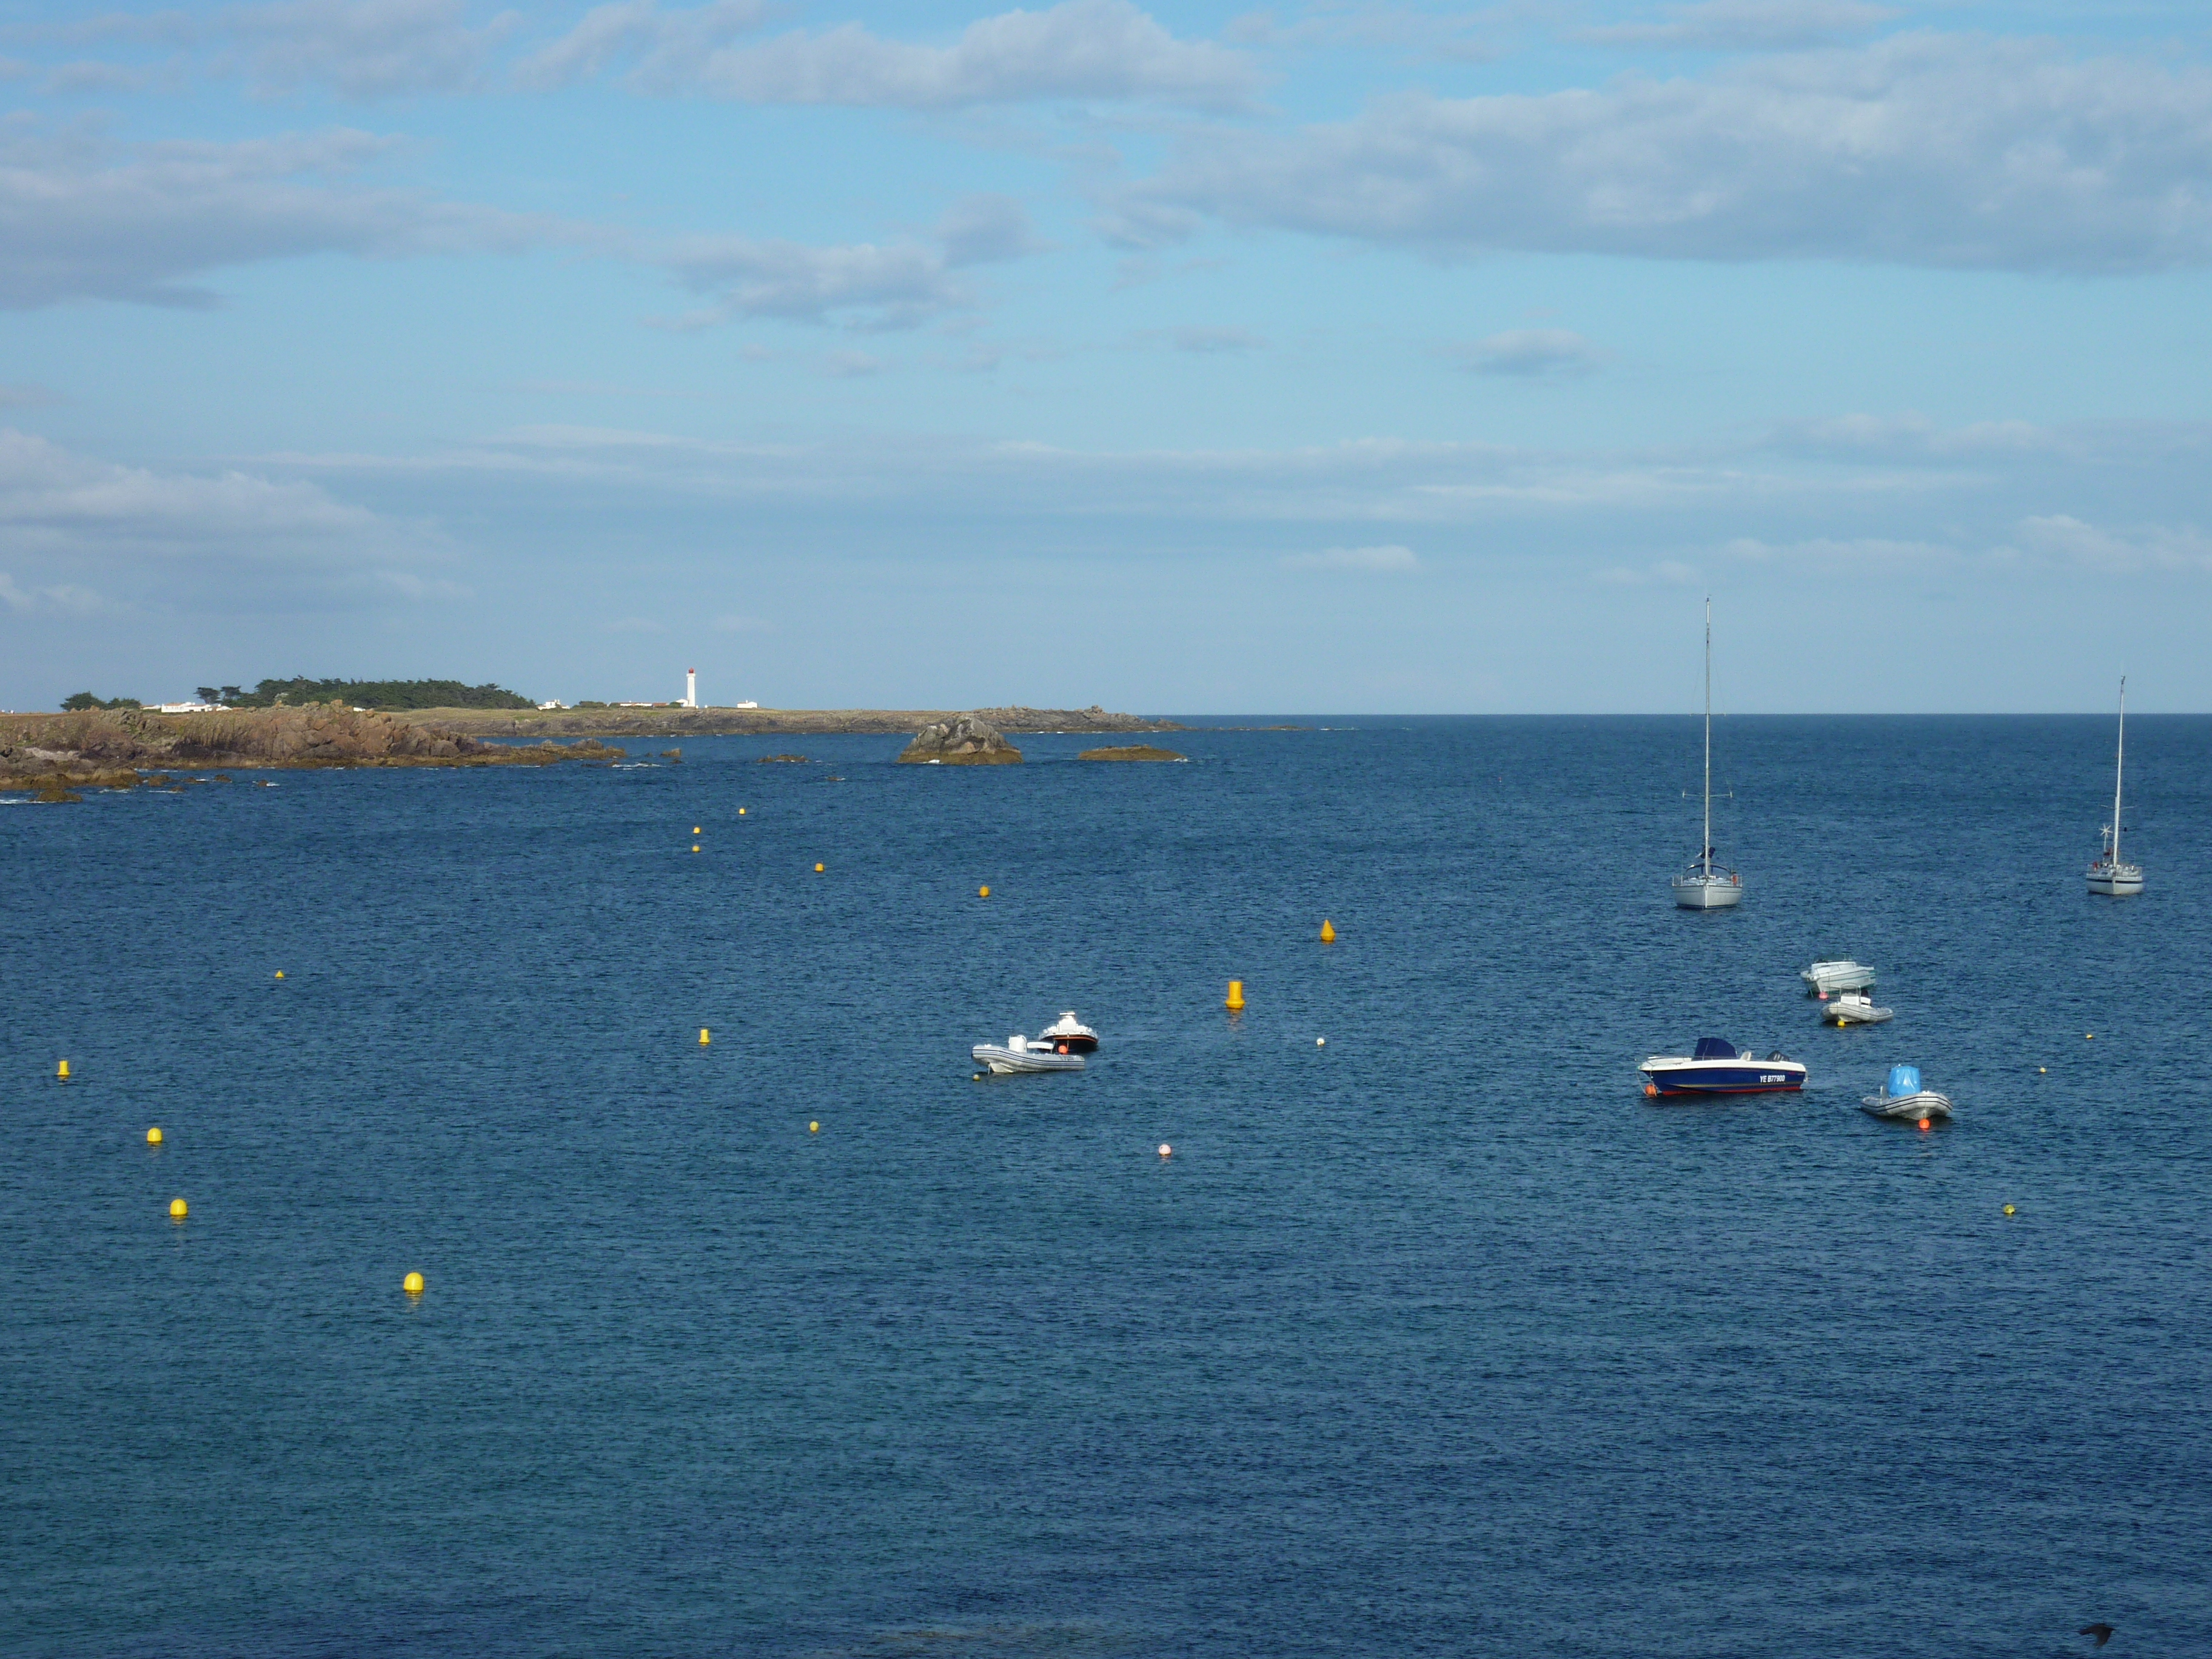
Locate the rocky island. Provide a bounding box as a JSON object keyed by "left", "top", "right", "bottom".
{"left": 897, "top": 714, "right": 1022, "bottom": 765}
{"left": 398, "top": 704, "right": 1179, "bottom": 739}
{"left": 1, "top": 704, "right": 622, "bottom": 796}
{"left": 1080, "top": 745, "right": 1187, "bottom": 762}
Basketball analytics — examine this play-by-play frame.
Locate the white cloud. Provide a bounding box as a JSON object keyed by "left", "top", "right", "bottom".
{"left": 0, "top": 121, "right": 565, "bottom": 308}
{"left": 1285, "top": 543, "right": 1419, "bottom": 570}
{"left": 512, "top": 0, "right": 764, "bottom": 91}
{"left": 2014, "top": 514, "right": 2212, "bottom": 572}
{"left": 1580, "top": 0, "right": 1898, "bottom": 52}
{"left": 673, "top": 0, "right": 1258, "bottom": 110}
{"left": 217, "top": 0, "right": 520, "bottom": 96}
{"left": 1125, "top": 34, "right": 2212, "bottom": 273}
{"left": 1450, "top": 329, "right": 1606, "bottom": 377}
{"left": 655, "top": 198, "right": 1039, "bottom": 329}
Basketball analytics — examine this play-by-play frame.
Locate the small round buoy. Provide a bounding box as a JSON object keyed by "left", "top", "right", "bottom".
{"left": 1918, "top": 1118, "right": 1931, "bottom": 1130}
{"left": 693, "top": 826, "right": 701, "bottom": 835}
{"left": 56, "top": 1059, "right": 69, "bottom": 1081}
{"left": 2086, "top": 1033, "right": 2094, "bottom": 1040}
{"left": 1643, "top": 1082, "right": 1658, "bottom": 1098}
{"left": 979, "top": 885, "right": 990, "bottom": 897}
{"left": 692, "top": 843, "right": 700, "bottom": 853}
{"left": 1319, "top": 919, "right": 1335, "bottom": 943}
{"left": 2003, "top": 1204, "right": 2016, "bottom": 1216}
{"left": 973, "top": 1071, "right": 984, "bottom": 1081}
{"left": 1316, "top": 1037, "right": 1326, "bottom": 1046}
{"left": 146, "top": 1126, "right": 163, "bottom": 1145}
{"left": 699, "top": 1027, "right": 710, "bottom": 1045}
{"left": 403, "top": 1270, "right": 425, "bottom": 1295}
{"left": 739, "top": 807, "right": 746, "bottom": 815}
{"left": 808, "top": 1121, "right": 819, "bottom": 1133}
{"left": 815, "top": 862, "right": 825, "bottom": 873}
{"left": 1158, "top": 1143, "right": 1171, "bottom": 1158}
{"left": 2039, "top": 1067, "right": 2047, "bottom": 1074}
{"left": 169, "top": 1198, "right": 187, "bottom": 1220}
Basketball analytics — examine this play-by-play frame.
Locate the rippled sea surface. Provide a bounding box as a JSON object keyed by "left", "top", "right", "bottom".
{"left": 4, "top": 717, "right": 2208, "bottom": 1658}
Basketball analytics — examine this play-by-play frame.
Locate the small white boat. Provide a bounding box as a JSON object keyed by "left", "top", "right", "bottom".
{"left": 1801, "top": 959, "right": 1877, "bottom": 996}
{"left": 1861, "top": 1064, "right": 1952, "bottom": 1122}
{"left": 972, "top": 1033, "right": 1085, "bottom": 1075}
{"left": 1821, "top": 992, "right": 1892, "bottom": 1026}
{"left": 2086, "top": 677, "right": 2145, "bottom": 897}
{"left": 1671, "top": 597, "right": 1744, "bottom": 910}
{"left": 1034, "top": 1011, "right": 1099, "bottom": 1054}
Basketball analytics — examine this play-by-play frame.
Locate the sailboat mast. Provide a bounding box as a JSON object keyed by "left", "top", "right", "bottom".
{"left": 1701, "top": 597, "right": 1713, "bottom": 875}
{"left": 2113, "top": 676, "right": 2126, "bottom": 863}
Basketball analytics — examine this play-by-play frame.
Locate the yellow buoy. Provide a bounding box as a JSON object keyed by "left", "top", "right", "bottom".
{"left": 815, "top": 862, "right": 825, "bottom": 873}
{"left": 1225, "top": 979, "right": 1245, "bottom": 1010}
{"left": 739, "top": 807, "right": 746, "bottom": 815}
{"left": 147, "top": 1126, "right": 163, "bottom": 1145}
{"left": 693, "top": 826, "right": 701, "bottom": 834}
{"left": 699, "top": 1027, "right": 711, "bottom": 1045}
{"left": 169, "top": 1198, "right": 187, "bottom": 1220}
{"left": 2085, "top": 1033, "right": 2094, "bottom": 1040}
{"left": 692, "top": 844, "right": 700, "bottom": 853}
{"left": 403, "top": 1270, "right": 424, "bottom": 1295}
{"left": 979, "top": 885, "right": 991, "bottom": 897}
{"left": 808, "top": 1121, "right": 819, "bottom": 1133}
{"left": 1319, "top": 919, "right": 1335, "bottom": 943}
{"left": 56, "top": 1058, "right": 69, "bottom": 1080}
{"left": 275, "top": 971, "right": 284, "bottom": 979}
{"left": 2039, "top": 1067, "right": 2047, "bottom": 1074}
{"left": 2003, "top": 1204, "right": 2016, "bottom": 1216}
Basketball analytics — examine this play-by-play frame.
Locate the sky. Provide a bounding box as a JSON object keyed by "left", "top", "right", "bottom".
{"left": 2, "top": 0, "right": 2210, "bottom": 712}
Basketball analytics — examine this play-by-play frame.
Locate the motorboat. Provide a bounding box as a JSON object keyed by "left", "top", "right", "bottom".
{"left": 1034, "top": 1011, "right": 1099, "bottom": 1054}
{"left": 972, "top": 1034, "right": 1085, "bottom": 1075}
{"left": 2087, "top": 677, "right": 2145, "bottom": 896}
{"left": 1820, "top": 992, "right": 1892, "bottom": 1026}
{"left": 1640, "top": 1037, "right": 1806, "bottom": 1096}
{"left": 1860, "top": 1064, "right": 1952, "bottom": 1122}
{"left": 1671, "top": 597, "right": 1744, "bottom": 910}
{"left": 1801, "top": 959, "right": 1878, "bottom": 996}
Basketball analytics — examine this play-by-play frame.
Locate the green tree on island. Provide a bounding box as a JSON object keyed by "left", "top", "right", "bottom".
{"left": 60, "top": 692, "right": 142, "bottom": 711}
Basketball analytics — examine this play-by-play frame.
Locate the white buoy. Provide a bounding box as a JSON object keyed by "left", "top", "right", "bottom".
{"left": 1316, "top": 1037, "right": 1326, "bottom": 1046}
{"left": 1158, "top": 1143, "right": 1171, "bottom": 1158}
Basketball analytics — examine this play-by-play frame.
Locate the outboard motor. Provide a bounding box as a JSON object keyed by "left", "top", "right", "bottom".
{"left": 1886, "top": 1064, "right": 1922, "bottom": 1098}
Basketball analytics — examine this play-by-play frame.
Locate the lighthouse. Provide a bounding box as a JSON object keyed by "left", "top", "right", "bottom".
{"left": 685, "top": 668, "right": 697, "bottom": 709}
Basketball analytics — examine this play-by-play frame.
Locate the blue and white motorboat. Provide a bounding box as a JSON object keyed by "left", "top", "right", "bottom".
{"left": 1860, "top": 1063, "right": 1952, "bottom": 1122}
{"left": 1640, "top": 1037, "right": 1807, "bottom": 1096}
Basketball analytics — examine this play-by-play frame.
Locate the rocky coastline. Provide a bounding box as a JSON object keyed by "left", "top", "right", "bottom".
{"left": 1, "top": 705, "right": 623, "bottom": 795}
{"left": 395, "top": 704, "right": 1179, "bottom": 739}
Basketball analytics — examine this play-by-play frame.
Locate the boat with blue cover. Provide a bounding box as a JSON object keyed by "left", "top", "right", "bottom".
{"left": 1860, "top": 1064, "right": 1952, "bottom": 1122}
{"left": 1640, "top": 1037, "right": 1806, "bottom": 1096}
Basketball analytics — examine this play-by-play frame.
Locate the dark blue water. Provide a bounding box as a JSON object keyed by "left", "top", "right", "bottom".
{"left": 4, "top": 719, "right": 2207, "bottom": 1658}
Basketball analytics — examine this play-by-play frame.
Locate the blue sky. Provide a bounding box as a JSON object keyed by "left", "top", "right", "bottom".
{"left": 2, "top": 0, "right": 2209, "bottom": 711}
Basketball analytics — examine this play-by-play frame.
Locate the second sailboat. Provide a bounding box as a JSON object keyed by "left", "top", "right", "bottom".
{"left": 1672, "top": 597, "right": 1743, "bottom": 910}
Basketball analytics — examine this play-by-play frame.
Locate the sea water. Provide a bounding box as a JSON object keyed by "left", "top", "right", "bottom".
{"left": 2, "top": 718, "right": 2207, "bottom": 1658}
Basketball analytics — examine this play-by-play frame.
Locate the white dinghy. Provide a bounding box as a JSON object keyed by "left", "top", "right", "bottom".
{"left": 1801, "top": 959, "right": 1878, "bottom": 996}
{"left": 1821, "top": 992, "right": 1893, "bottom": 1027}
{"left": 972, "top": 1033, "right": 1085, "bottom": 1075}
{"left": 1861, "top": 1064, "right": 1952, "bottom": 1123}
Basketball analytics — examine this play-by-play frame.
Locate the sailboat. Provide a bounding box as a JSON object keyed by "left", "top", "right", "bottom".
{"left": 1672, "top": 597, "right": 1743, "bottom": 910}
{"left": 2087, "top": 677, "right": 2144, "bottom": 897}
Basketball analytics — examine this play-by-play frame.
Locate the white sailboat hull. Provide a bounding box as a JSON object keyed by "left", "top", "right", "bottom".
{"left": 2088, "top": 863, "right": 2143, "bottom": 897}
{"left": 1672, "top": 873, "right": 1742, "bottom": 909}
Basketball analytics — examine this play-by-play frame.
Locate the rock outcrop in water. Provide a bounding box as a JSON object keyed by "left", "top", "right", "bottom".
{"left": 897, "top": 713, "right": 1022, "bottom": 765}
{"left": 1080, "top": 745, "right": 1187, "bottom": 762}
{"left": 0, "top": 704, "right": 623, "bottom": 795}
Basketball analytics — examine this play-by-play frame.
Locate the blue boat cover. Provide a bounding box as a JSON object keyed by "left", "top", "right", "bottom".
{"left": 1692, "top": 1037, "right": 1741, "bottom": 1060}
{"left": 1887, "top": 1064, "right": 1922, "bottom": 1096}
